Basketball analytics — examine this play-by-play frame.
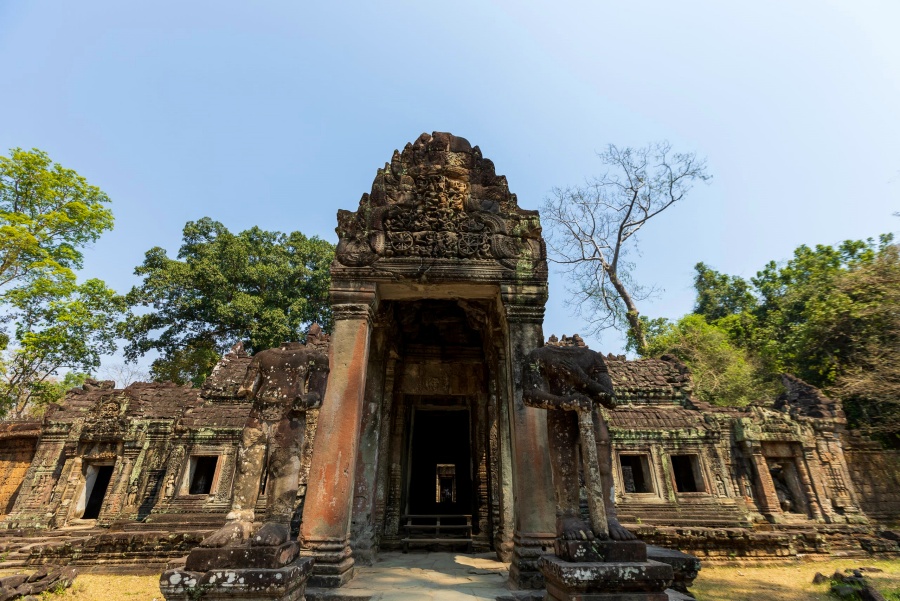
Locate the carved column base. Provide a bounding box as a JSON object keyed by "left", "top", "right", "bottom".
{"left": 508, "top": 531, "right": 555, "bottom": 589}
{"left": 160, "top": 557, "right": 313, "bottom": 601}
{"left": 301, "top": 538, "right": 355, "bottom": 588}
{"left": 540, "top": 555, "right": 673, "bottom": 601}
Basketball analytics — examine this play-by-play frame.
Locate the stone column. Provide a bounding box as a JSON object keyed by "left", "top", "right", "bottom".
{"left": 747, "top": 444, "right": 781, "bottom": 517}
{"left": 502, "top": 284, "right": 556, "bottom": 590}
{"left": 300, "top": 282, "right": 376, "bottom": 587}
{"left": 794, "top": 447, "right": 824, "bottom": 521}
{"left": 350, "top": 314, "right": 390, "bottom": 564}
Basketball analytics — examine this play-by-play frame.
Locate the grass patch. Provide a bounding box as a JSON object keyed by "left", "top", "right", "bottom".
{"left": 692, "top": 558, "right": 900, "bottom": 601}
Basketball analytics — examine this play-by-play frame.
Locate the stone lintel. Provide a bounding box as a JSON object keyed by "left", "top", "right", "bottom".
{"left": 377, "top": 281, "right": 499, "bottom": 301}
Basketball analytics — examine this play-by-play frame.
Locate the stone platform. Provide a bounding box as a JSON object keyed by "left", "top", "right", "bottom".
{"left": 304, "top": 552, "right": 692, "bottom": 601}
{"left": 160, "top": 556, "right": 314, "bottom": 601}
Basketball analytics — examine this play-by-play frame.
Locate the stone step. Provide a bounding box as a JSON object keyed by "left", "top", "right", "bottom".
{"left": 306, "top": 589, "right": 379, "bottom": 600}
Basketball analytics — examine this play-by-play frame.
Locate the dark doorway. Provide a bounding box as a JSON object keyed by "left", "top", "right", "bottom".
{"left": 83, "top": 465, "right": 114, "bottom": 519}
{"left": 619, "top": 454, "right": 654, "bottom": 493}
{"left": 671, "top": 454, "right": 703, "bottom": 493}
{"left": 189, "top": 456, "right": 219, "bottom": 495}
{"left": 408, "top": 409, "right": 472, "bottom": 515}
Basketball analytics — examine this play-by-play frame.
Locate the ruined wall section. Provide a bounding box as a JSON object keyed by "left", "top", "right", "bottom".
{"left": 845, "top": 437, "right": 900, "bottom": 526}
{"left": 0, "top": 421, "right": 40, "bottom": 516}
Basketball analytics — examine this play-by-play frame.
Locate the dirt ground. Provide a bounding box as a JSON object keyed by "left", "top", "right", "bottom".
{"left": 4, "top": 558, "right": 900, "bottom": 600}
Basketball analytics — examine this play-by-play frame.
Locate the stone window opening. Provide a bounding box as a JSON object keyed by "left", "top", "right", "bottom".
{"left": 670, "top": 454, "right": 705, "bottom": 493}
{"left": 78, "top": 463, "right": 115, "bottom": 520}
{"left": 768, "top": 459, "right": 808, "bottom": 515}
{"left": 185, "top": 456, "right": 220, "bottom": 496}
{"left": 619, "top": 454, "right": 654, "bottom": 494}
{"left": 436, "top": 464, "right": 457, "bottom": 504}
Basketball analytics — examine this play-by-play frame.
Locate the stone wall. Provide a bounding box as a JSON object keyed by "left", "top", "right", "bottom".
{"left": 845, "top": 439, "right": 900, "bottom": 526}
{"left": 0, "top": 421, "right": 40, "bottom": 516}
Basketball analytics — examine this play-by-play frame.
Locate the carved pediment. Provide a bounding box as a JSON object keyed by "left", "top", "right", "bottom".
{"left": 334, "top": 132, "right": 545, "bottom": 272}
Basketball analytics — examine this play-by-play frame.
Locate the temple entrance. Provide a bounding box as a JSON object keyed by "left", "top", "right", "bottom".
{"left": 81, "top": 464, "right": 114, "bottom": 520}
{"left": 407, "top": 407, "right": 472, "bottom": 515}
{"left": 346, "top": 295, "right": 515, "bottom": 557}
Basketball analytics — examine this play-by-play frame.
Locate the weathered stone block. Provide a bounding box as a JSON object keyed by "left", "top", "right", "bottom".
{"left": 539, "top": 555, "right": 673, "bottom": 601}
{"left": 160, "top": 556, "right": 314, "bottom": 601}
{"left": 555, "top": 540, "right": 648, "bottom": 563}
{"left": 645, "top": 546, "right": 700, "bottom": 593}
{"left": 185, "top": 541, "right": 300, "bottom": 571}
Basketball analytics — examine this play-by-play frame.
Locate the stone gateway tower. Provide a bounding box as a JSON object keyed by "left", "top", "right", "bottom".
{"left": 300, "top": 132, "right": 555, "bottom": 588}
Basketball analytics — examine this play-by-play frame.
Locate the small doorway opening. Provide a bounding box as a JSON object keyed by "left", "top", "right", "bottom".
{"left": 619, "top": 454, "right": 654, "bottom": 493}
{"left": 671, "top": 454, "right": 705, "bottom": 493}
{"left": 408, "top": 408, "right": 472, "bottom": 516}
{"left": 187, "top": 456, "right": 219, "bottom": 495}
{"left": 82, "top": 464, "right": 114, "bottom": 519}
{"left": 767, "top": 459, "right": 808, "bottom": 515}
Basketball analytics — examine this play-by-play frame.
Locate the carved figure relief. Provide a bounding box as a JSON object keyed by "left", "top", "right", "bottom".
{"left": 523, "top": 340, "right": 637, "bottom": 548}
{"left": 334, "top": 132, "right": 544, "bottom": 271}
{"left": 200, "top": 324, "right": 330, "bottom": 549}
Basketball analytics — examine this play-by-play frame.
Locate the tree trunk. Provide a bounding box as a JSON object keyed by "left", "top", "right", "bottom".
{"left": 607, "top": 269, "right": 647, "bottom": 355}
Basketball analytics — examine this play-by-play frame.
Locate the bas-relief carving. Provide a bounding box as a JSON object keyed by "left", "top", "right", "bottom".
{"left": 334, "top": 132, "right": 544, "bottom": 273}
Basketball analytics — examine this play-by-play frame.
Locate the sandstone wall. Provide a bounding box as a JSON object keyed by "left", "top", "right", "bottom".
{"left": 845, "top": 442, "right": 900, "bottom": 526}
{"left": 0, "top": 422, "right": 40, "bottom": 515}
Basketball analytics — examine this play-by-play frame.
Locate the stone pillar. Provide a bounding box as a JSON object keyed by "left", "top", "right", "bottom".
{"left": 350, "top": 315, "right": 390, "bottom": 564}
{"left": 300, "top": 282, "right": 376, "bottom": 587}
{"left": 795, "top": 447, "right": 824, "bottom": 521}
{"left": 502, "top": 284, "right": 556, "bottom": 590}
{"left": 747, "top": 444, "right": 781, "bottom": 516}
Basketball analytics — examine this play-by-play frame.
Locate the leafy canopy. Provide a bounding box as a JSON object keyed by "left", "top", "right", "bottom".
{"left": 1, "top": 277, "right": 124, "bottom": 417}
{"left": 0, "top": 148, "right": 113, "bottom": 288}
{"left": 694, "top": 236, "right": 895, "bottom": 389}
{"left": 639, "top": 314, "right": 774, "bottom": 407}
{"left": 123, "top": 217, "right": 334, "bottom": 386}
{"left": 0, "top": 146, "right": 122, "bottom": 417}
{"left": 678, "top": 235, "right": 899, "bottom": 441}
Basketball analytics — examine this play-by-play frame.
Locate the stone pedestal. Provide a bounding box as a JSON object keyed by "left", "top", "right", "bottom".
{"left": 160, "top": 542, "right": 313, "bottom": 601}
{"left": 539, "top": 540, "right": 674, "bottom": 601}
{"left": 160, "top": 556, "right": 314, "bottom": 601}
{"left": 539, "top": 554, "right": 673, "bottom": 601}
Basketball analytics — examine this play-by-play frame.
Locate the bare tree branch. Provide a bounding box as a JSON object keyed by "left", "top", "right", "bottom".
{"left": 542, "top": 141, "right": 711, "bottom": 353}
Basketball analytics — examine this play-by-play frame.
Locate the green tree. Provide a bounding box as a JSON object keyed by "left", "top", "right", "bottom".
{"left": 749, "top": 237, "right": 889, "bottom": 386}
{"left": 693, "top": 262, "right": 757, "bottom": 322}
{"left": 818, "top": 243, "right": 900, "bottom": 442}
{"left": 687, "top": 236, "right": 900, "bottom": 438}
{"left": 1, "top": 277, "right": 124, "bottom": 417}
{"left": 542, "top": 142, "right": 711, "bottom": 354}
{"left": 642, "top": 314, "right": 773, "bottom": 406}
{"left": 123, "top": 217, "right": 334, "bottom": 386}
{"left": 0, "top": 148, "right": 121, "bottom": 417}
{"left": 0, "top": 148, "right": 114, "bottom": 289}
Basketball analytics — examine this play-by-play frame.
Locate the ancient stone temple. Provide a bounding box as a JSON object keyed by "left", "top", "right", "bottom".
{"left": 2, "top": 133, "right": 900, "bottom": 597}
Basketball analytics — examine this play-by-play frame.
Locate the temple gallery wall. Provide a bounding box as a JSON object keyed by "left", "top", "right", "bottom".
{"left": 1, "top": 133, "right": 899, "bottom": 590}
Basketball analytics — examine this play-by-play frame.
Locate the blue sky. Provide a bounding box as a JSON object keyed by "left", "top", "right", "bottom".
{"left": 1, "top": 1, "right": 898, "bottom": 369}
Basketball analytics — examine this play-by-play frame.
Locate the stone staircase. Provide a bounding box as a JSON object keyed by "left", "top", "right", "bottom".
{"left": 616, "top": 498, "right": 752, "bottom": 529}
{"left": 0, "top": 522, "right": 216, "bottom": 572}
